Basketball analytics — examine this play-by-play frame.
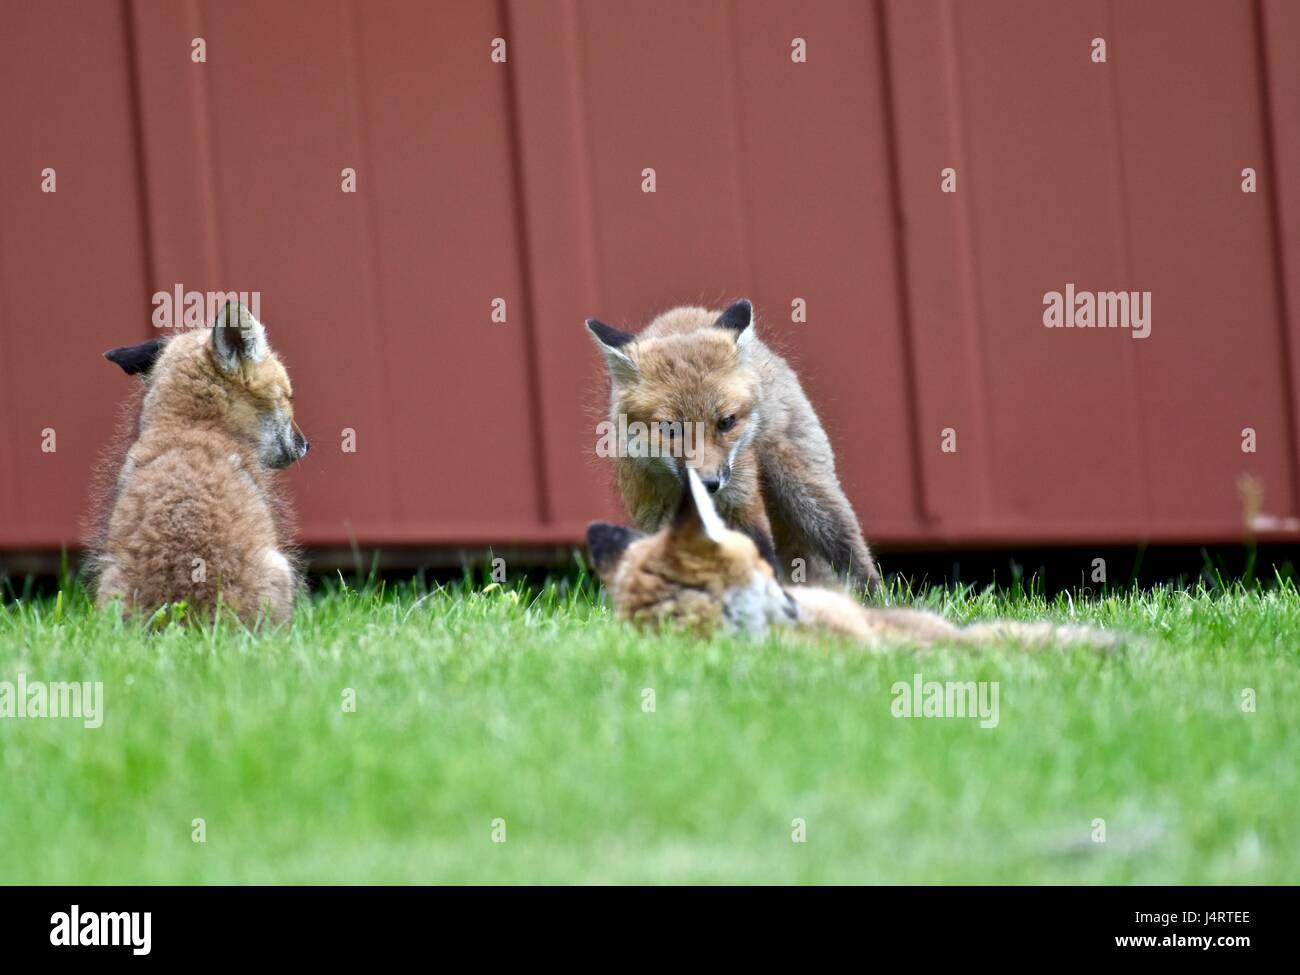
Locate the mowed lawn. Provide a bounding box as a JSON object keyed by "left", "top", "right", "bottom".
{"left": 1, "top": 570, "right": 1297, "bottom": 884}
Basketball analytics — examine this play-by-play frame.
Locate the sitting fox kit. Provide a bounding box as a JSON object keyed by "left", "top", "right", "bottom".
{"left": 93, "top": 304, "right": 308, "bottom": 624}
{"left": 588, "top": 470, "right": 1118, "bottom": 651}
{"left": 587, "top": 300, "right": 880, "bottom": 591}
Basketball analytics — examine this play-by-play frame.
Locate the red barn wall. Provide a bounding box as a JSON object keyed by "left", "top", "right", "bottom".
{"left": 1, "top": 0, "right": 1297, "bottom": 558}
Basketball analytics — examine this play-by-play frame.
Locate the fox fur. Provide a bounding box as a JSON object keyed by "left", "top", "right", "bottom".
{"left": 587, "top": 469, "right": 1121, "bottom": 652}
{"left": 587, "top": 299, "right": 880, "bottom": 591}
{"left": 89, "top": 304, "right": 309, "bottom": 625}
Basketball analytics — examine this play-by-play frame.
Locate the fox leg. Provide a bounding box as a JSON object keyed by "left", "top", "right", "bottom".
{"left": 616, "top": 457, "right": 678, "bottom": 532}
{"left": 717, "top": 477, "right": 781, "bottom": 577}
{"left": 740, "top": 517, "right": 780, "bottom": 577}
{"left": 814, "top": 489, "right": 881, "bottom": 592}
{"left": 256, "top": 548, "right": 297, "bottom": 624}
{"left": 94, "top": 559, "right": 128, "bottom": 609}
{"left": 761, "top": 455, "right": 880, "bottom": 593}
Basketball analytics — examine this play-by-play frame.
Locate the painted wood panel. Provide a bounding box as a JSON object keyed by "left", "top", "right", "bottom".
{"left": 0, "top": 0, "right": 152, "bottom": 548}
{"left": 1, "top": 0, "right": 1298, "bottom": 556}
{"left": 886, "top": 0, "right": 1293, "bottom": 542}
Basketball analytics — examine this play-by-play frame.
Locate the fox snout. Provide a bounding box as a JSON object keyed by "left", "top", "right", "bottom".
{"left": 293, "top": 422, "right": 310, "bottom": 458}
{"left": 267, "top": 420, "right": 310, "bottom": 469}
{"left": 687, "top": 460, "right": 730, "bottom": 495}
{"left": 278, "top": 422, "right": 309, "bottom": 468}
{"left": 683, "top": 440, "right": 733, "bottom": 495}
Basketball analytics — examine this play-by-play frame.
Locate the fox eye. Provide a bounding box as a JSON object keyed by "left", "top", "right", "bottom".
{"left": 717, "top": 414, "right": 737, "bottom": 433}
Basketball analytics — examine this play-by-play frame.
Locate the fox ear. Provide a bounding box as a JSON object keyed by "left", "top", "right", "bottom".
{"left": 673, "top": 468, "right": 729, "bottom": 545}
{"left": 586, "top": 522, "right": 642, "bottom": 579}
{"left": 715, "top": 299, "right": 752, "bottom": 333}
{"left": 212, "top": 302, "right": 268, "bottom": 372}
{"left": 103, "top": 338, "right": 164, "bottom": 376}
{"left": 585, "top": 318, "right": 638, "bottom": 382}
{"left": 714, "top": 299, "right": 755, "bottom": 358}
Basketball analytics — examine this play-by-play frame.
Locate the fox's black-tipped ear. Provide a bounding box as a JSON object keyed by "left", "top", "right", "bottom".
{"left": 714, "top": 299, "right": 753, "bottom": 335}
{"left": 585, "top": 319, "right": 638, "bottom": 382}
{"left": 586, "top": 522, "right": 642, "bottom": 579}
{"left": 103, "top": 338, "right": 164, "bottom": 376}
{"left": 585, "top": 319, "right": 635, "bottom": 350}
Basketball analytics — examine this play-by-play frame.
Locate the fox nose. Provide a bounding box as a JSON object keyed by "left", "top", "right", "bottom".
{"left": 700, "top": 475, "right": 722, "bottom": 495}
{"left": 294, "top": 431, "right": 310, "bottom": 456}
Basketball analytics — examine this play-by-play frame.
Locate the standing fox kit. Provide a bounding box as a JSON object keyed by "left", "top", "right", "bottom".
{"left": 587, "top": 300, "right": 880, "bottom": 591}
{"left": 93, "top": 304, "right": 309, "bottom": 624}
{"left": 588, "top": 470, "right": 1119, "bottom": 651}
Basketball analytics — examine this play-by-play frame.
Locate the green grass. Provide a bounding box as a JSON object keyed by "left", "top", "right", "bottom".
{"left": 1, "top": 567, "right": 1297, "bottom": 884}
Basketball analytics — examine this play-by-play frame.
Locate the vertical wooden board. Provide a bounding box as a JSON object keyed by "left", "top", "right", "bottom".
{"left": 195, "top": 1, "right": 401, "bottom": 542}
{"left": 1112, "top": 0, "right": 1292, "bottom": 526}
{"left": 539, "top": 0, "right": 753, "bottom": 532}
{"left": 729, "top": 0, "right": 923, "bottom": 539}
{"left": 126, "top": 0, "right": 403, "bottom": 544}
{"left": 505, "top": 0, "right": 621, "bottom": 529}
{"left": 574, "top": 0, "right": 750, "bottom": 317}
{"left": 128, "top": 0, "right": 221, "bottom": 293}
{"left": 349, "top": 0, "right": 541, "bottom": 534}
{"left": 948, "top": 0, "right": 1147, "bottom": 529}
{"left": 1261, "top": 0, "right": 1300, "bottom": 518}
{"left": 0, "top": 0, "right": 151, "bottom": 548}
{"left": 883, "top": 0, "right": 995, "bottom": 537}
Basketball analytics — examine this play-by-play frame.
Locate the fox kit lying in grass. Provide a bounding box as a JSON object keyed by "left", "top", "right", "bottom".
{"left": 91, "top": 303, "right": 309, "bottom": 625}
{"left": 587, "top": 469, "right": 1119, "bottom": 651}
{"left": 587, "top": 299, "right": 880, "bottom": 592}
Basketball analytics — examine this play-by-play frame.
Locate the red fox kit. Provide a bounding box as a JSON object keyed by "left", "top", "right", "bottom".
{"left": 587, "top": 300, "right": 880, "bottom": 591}
{"left": 91, "top": 303, "right": 308, "bottom": 624}
{"left": 587, "top": 469, "right": 1119, "bottom": 651}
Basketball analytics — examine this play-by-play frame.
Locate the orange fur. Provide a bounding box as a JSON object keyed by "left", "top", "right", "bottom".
{"left": 589, "top": 302, "right": 880, "bottom": 591}
{"left": 91, "top": 310, "right": 307, "bottom": 624}
{"left": 590, "top": 471, "right": 1121, "bottom": 651}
